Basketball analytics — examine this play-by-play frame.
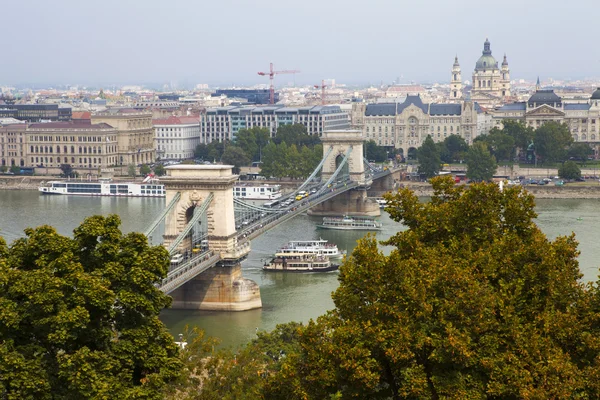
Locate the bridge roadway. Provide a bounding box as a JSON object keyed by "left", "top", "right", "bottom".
{"left": 156, "top": 168, "right": 393, "bottom": 293}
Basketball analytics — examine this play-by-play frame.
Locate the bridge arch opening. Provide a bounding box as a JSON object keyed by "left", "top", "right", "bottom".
{"left": 335, "top": 154, "right": 349, "bottom": 179}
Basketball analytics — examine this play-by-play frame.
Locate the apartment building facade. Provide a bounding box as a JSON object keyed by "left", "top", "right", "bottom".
{"left": 201, "top": 105, "right": 349, "bottom": 143}
{"left": 153, "top": 116, "right": 200, "bottom": 160}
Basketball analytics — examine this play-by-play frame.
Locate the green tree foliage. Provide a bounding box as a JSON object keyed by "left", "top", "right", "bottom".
{"left": 268, "top": 178, "right": 600, "bottom": 398}
{"left": 59, "top": 164, "right": 76, "bottom": 178}
{"left": 568, "top": 142, "right": 594, "bottom": 163}
{"left": 443, "top": 134, "right": 469, "bottom": 162}
{"left": 235, "top": 127, "right": 270, "bottom": 161}
{"left": 417, "top": 135, "right": 441, "bottom": 178}
{"left": 154, "top": 164, "right": 166, "bottom": 176}
{"left": 475, "top": 128, "right": 515, "bottom": 162}
{"left": 0, "top": 215, "right": 182, "bottom": 399}
{"left": 260, "top": 141, "right": 323, "bottom": 179}
{"left": 195, "top": 142, "right": 227, "bottom": 162}
{"left": 466, "top": 141, "right": 497, "bottom": 181}
{"left": 0, "top": 165, "right": 7, "bottom": 173}
{"left": 501, "top": 119, "right": 534, "bottom": 155}
{"left": 127, "top": 164, "right": 136, "bottom": 177}
{"left": 139, "top": 164, "right": 151, "bottom": 176}
{"left": 221, "top": 146, "right": 251, "bottom": 174}
{"left": 9, "top": 165, "right": 20, "bottom": 174}
{"left": 534, "top": 121, "right": 573, "bottom": 165}
{"left": 365, "top": 140, "right": 388, "bottom": 162}
{"left": 558, "top": 160, "right": 582, "bottom": 180}
{"left": 274, "top": 124, "right": 320, "bottom": 147}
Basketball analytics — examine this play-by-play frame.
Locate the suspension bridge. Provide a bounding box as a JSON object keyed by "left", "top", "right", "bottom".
{"left": 144, "top": 129, "right": 396, "bottom": 311}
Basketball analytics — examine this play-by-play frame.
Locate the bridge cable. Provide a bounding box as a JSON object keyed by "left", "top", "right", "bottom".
{"left": 144, "top": 192, "right": 181, "bottom": 238}
{"left": 317, "top": 146, "right": 353, "bottom": 195}
{"left": 167, "top": 192, "right": 214, "bottom": 255}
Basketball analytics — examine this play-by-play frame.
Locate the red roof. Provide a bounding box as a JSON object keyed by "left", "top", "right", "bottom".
{"left": 72, "top": 111, "right": 91, "bottom": 120}
{"left": 152, "top": 116, "right": 200, "bottom": 125}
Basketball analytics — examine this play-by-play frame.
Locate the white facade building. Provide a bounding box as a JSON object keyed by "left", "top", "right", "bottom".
{"left": 153, "top": 116, "right": 200, "bottom": 160}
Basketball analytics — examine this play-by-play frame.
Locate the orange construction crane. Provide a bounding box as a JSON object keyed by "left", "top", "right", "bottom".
{"left": 257, "top": 63, "right": 300, "bottom": 104}
{"left": 314, "top": 80, "right": 327, "bottom": 105}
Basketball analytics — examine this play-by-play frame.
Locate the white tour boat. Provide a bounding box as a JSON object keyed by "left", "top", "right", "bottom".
{"left": 38, "top": 178, "right": 165, "bottom": 197}
{"left": 277, "top": 239, "right": 346, "bottom": 260}
{"left": 375, "top": 198, "right": 387, "bottom": 208}
{"left": 233, "top": 183, "right": 282, "bottom": 200}
{"left": 317, "top": 215, "right": 383, "bottom": 231}
{"left": 263, "top": 252, "right": 339, "bottom": 272}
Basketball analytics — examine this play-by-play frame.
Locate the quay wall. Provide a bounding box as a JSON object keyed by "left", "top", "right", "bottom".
{"left": 369, "top": 182, "right": 600, "bottom": 199}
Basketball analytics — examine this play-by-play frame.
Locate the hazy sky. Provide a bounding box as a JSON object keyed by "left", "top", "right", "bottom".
{"left": 3, "top": 0, "right": 599, "bottom": 87}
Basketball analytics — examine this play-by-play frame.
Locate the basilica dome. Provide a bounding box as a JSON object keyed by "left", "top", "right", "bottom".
{"left": 475, "top": 39, "right": 498, "bottom": 70}
{"left": 591, "top": 87, "right": 600, "bottom": 100}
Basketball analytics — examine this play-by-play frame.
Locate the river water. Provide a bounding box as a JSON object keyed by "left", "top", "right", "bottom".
{"left": 1, "top": 191, "right": 599, "bottom": 349}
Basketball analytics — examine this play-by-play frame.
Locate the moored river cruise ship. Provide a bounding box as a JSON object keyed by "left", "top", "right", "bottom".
{"left": 38, "top": 179, "right": 166, "bottom": 197}
{"left": 233, "top": 183, "right": 282, "bottom": 200}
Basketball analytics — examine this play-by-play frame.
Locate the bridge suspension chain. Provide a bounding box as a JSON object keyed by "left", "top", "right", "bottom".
{"left": 317, "top": 146, "right": 353, "bottom": 195}
{"left": 291, "top": 145, "right": 334, "bottom": 196}
{"left": 144, "top": 192, "right": 181, "bottom": 238}
{"left": 233, "top": 198, "right": 281, "bottom": 213}
{"left": 167, "top": 192, "right": 214, "bottom": 255}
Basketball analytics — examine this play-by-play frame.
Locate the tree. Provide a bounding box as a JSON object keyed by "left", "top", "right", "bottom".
{"left": 127, "top": 164, "right": 136, "bottom": 177}
{"left": 9, "top": 165, "right": 20, "bottom": 174}
{"left": 0, "top": 215, "right": 182, "bottom": 399}
{"left": 0, "top": 165, "right": 7, "bottom": 173}
{"left": 59, "top": 164, "right": 75, "bottom": 178}
{"left": 568, "top": 142, "right": 594, "bottom": 163}
{"left": 558, "top": 160, "right": 582, "bottom": 180}
{"left": 195, "top": 143, "right": 210, "bottom": 160}
{"left": 275, "top": 124, "right": 320, "bottom": 147}
{"left": 417, "top": 135, "right": 441, "bottom": 179}
{"left": 257, "top": 177, "right": 600, "bottom": 399}
{"left": 235, "top": 127, "right": 270, "bottom": 161}
{"left": 476, "top": 129, "right": 515, "bottom": 162}
{"left": 443, "top": 134, "right": 469, "bottom": 162}
{"left": 466, "top": 141, "right": 497, "bottom": 181}
{"left": 221, "top": 146, "right": 250, "bottom": 174}
{"left": 365, "top": 140, "right": 388, "bottom": 162}
{"left": 534, "top": 121, "right": 573, "bottom": 165}
{"left": 500, "top": 119, "right": 534, "bottom": 158}
{"left": 139, "top": 164, "right": 151, "bottom": 176}
{"left": 154, "top": 164, "right": 166, "bottom": 176}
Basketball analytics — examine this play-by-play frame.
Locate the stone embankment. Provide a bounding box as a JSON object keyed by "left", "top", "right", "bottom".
{"left": 370, "top": 182, "right": 600, "bottom": 199}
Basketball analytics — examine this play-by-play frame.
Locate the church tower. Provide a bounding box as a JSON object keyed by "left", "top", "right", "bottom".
{"left": 500, "top": 54, "right": 511, "bottom": 98}
{"left": 451, "top": 56, "right": 463, "bottom": 101}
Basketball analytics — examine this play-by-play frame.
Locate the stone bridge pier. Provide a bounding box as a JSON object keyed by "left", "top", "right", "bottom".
{"left": 161, "top": 165, "right": 261, "bottom": 311}
{"left": 308, "top": 129, "right": 380, "bottom": 217}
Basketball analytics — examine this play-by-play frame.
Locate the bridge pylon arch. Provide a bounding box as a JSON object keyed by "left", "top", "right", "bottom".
{"left": 160, "top": 165, "right": 261, "bottom": 311}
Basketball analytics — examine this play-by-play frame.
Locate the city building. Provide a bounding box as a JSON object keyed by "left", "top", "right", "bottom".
{"left": 201, "top": 105, "right": 349, "bottom": 143}
{"left": 153, "top": 116, "right": 200, "bottom": 161}
{"left": 0, "top": 104, "right": 72, "bottom": 122}
{"left": 91, "top": 109, "right": 155, "bottom": 166}
{"left": 351, "top": 96, "right": 483, "bottom": 158}
{"left": 214, "top": 89, "right": 277, "bottom": 105}
{"left": 0, "top": 121, "right": 118, "bottom": 171}
{"left": 450, "top": 56, "right": 463, "bottom": 100}
{"left": 464, "top": 38, "right": 511, "bottom": 107}
{"left": 493, "top": 88, "right": 600, "bottom": 153}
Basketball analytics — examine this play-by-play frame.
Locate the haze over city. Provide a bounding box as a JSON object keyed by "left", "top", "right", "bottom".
{"left": 3, "top": 0, "right": 599, "bottom": 87}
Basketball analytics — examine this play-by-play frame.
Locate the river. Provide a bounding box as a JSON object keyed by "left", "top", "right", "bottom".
{"left": 1, "top": 191, "right": 599, "bottom": 348}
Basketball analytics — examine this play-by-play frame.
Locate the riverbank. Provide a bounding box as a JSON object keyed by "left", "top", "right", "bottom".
{"left": 370, "top": 182, "right": 600, "bottom": 199}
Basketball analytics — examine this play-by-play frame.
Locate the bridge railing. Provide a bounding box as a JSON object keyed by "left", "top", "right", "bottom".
{"left": 159, "top": 250, "right": 221, "bottom": 294}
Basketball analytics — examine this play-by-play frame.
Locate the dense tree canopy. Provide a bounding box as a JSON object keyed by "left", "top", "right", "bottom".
{"left": 417, "top": 135, "right": 441, "bottom": 178}
{"left": 235, "top": 127, "right": 270, "bottom": 161}
{"left": 568, "top": 142, "right": 594, "bottom": 163}
{"left": 195, "top": 141, "right": 227, "bottom": 162}
{"left": 442, "top": 134, "right": 469, "bottom": 163}
{"left": 154, "top": 164, "right": 166, "bottom": 176}
{"left": 0, "top": 215, "right": 182, "bottom": 399}
{"left": 260, "top": 142, "right": 322, "bottom": 179}
{"left": 365, "top": 140, "right": 388, "bottom": 162}
{"left": 466, "top": 141, "right": 497, "bottom": 181}
{"left": 475, "top": 128, "right": 515, "bottom": 162}
{"left": 533, "top": 121, "right": 573, "bottom": 164}
{"left": 274, "top": 124, "right": 320, "bottom": 147}
{"left": 558, "top": 160, "right": 582, "bottom": 180}
{"left": 221, "top": 146, "right": 251, "bottom": 174}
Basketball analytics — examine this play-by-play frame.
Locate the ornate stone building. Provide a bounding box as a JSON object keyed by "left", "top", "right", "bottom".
{"left": 352, "top": 96, "right": 483, "bottom": 159}
{"left": 468, "top": 39, "right": 511, "bottom": 107}
{"left": 91, "top": 109, "right": 155, "bottom": 166}
{"left": 493, "top": 88, "right": 600, "bottom": 153}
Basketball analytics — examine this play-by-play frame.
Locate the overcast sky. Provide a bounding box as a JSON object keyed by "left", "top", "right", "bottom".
{"left": 3, "top": 0, "right": 599, "bottom": 88}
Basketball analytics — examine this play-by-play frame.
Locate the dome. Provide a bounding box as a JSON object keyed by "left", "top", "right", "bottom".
{"left": 475, "top": 38, "right": 498, "bottom": 70}
{"left": 475, "top": 55, "right": 498, "bottom": 70}
{"left": 591, "top": 87, "right": 600, "bottom": 100}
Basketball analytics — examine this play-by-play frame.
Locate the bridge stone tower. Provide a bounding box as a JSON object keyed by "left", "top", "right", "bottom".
{"left": 161, "top": 165, "right": 261, "bottom": 311}
{"left": 309, "top": 129, "right": 380, "bottom": 216}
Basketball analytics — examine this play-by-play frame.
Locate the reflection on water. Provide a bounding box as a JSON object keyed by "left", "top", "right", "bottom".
{"left": 1, "top": 191, "right": 600, "bottom": 349}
